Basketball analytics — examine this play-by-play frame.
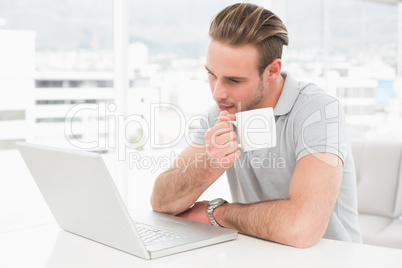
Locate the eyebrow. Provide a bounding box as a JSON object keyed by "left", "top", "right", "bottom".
{"left": 204, "top": 65, "right": 247, "bottom": 81}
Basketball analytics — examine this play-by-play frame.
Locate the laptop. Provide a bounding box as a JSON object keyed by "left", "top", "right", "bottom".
{"left": 16, "top": 142, "right": 237, "bottom": 260}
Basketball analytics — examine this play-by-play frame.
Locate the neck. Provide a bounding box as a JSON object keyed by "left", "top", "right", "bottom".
{"left": 261, "top": 73, "right": 285, "bottom": 109}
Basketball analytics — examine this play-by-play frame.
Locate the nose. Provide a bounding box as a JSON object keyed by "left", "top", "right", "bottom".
{"left": 212, "top": 78, "right": 228, "bottom": 101}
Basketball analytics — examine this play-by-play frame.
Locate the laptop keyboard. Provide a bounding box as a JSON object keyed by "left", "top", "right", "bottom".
{"left": 134, "top": 222, "right": 185, "bottom": 246}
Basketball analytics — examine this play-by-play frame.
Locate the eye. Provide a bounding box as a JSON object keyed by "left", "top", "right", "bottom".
{"left": 228, "top": 79, "right": 240, "bottom": 84}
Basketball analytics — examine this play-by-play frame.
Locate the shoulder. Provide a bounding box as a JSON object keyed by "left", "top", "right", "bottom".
{"left": 298, "top": 83, "right": 340, "bottom": 109}
{"left": 292, "top": 83, "right": 344, "bottom": 123}
{"left": 289, "top": 83, "right": 349, "bottom": 162}
{"left": 276, "top": 73, "right": 341, "bottom": 118}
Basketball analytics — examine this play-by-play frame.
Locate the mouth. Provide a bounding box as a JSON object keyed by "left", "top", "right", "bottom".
{"left": 217, "top": 103, "right": 234, "bottom": 111}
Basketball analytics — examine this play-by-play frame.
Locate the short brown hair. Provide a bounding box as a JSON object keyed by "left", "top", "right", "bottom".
{"left": 209, "top": 3, "right": 289, "bottom": 76}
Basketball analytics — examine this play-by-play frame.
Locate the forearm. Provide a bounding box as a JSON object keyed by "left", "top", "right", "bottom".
{"left": 150, "top": 151, "right": 223, "bottom": 215}
{"left": 213, "top": 154, "right": 342, "bottom": 248}
{"left": 214, "top": 199, "right": 328, "bottom": 248}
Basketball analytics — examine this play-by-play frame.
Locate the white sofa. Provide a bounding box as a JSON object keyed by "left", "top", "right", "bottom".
{"left": 351, "top": 141, "right": 402, "bottom": 249}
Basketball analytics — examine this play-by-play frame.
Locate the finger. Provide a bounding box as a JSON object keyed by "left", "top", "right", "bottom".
{"left": 220, "top": 149, "right": 241, "bottom": 169}
{"left": 211, "top": 121, "right": 233, "bottom": 136}
{"left": 217, "top": 114, "right": 233, "bottom": 122}
{"left": 212, "top": 131, "right": 237, "bottom": 146}
{"left": 216, "top": 110, "right": 235, "bottom": 123}
{"left": 226, "top": 148, "right": 241, "bottom": 162}
{"left": 223, "top": 140, "right": 240, "bottom": 155}
{"left": 208, "top": 140, "right": 239, "bottom": 158}
{"left": 227, "top": 113, "right": 236, "bottom": 121}
{"left": 232, "top": 148, "right": 242, "bottom": 161}
{"left": 219, "top": 110, "right": 229, "bottom": 116}
{"left": 204, "top": 128, "right": 212, "bottom": 141}
{"left": 216, "top": 116, "right": 228, "bottom": 123}
{"left": 208, "top": 126, "right": 234, "bottom": 150}
{"left": 205, "top": 124, "right": 231, "bottom": 143}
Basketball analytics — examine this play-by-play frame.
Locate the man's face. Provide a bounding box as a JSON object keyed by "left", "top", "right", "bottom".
{"left": 205, "top": 39, "right": 267, "bottom": 114}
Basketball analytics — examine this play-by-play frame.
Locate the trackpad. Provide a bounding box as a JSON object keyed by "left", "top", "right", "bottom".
{"left": 130, "top": 210, "right": 188, "bottom": 228}
{"left": 149, "top": 217, "right": 187, "bottom": 228}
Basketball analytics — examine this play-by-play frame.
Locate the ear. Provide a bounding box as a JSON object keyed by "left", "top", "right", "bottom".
{"left": 264, "top": 58, "right": 282, "bottom": 82}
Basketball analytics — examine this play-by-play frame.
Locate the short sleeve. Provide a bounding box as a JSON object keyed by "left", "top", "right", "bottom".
{"left": 293, "top": 94, "right": 349, "bottom": 163}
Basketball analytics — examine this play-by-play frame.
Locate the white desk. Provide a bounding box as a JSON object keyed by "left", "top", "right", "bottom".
{"left": 1, "top": 220, "right": 401, "bottom": 268}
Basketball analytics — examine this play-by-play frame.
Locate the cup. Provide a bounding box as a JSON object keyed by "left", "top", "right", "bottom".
{"left": 229, "top": 107, "right": 276, "bottom": 152}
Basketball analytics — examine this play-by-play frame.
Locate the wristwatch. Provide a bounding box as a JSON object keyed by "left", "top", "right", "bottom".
{"left": 207, "top": 198, "right": 227, "bottom": 227}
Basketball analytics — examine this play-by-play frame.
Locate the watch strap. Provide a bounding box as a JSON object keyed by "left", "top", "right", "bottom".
{"left": 207, "top": 198, "right": 227, "bottom": 227}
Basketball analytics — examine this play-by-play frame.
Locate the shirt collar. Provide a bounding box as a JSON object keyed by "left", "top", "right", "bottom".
{"left": 274, "top": 72, "right": 300, "bottom": 116}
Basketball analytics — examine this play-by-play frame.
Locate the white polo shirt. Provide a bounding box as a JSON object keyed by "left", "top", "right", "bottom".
{"left": 192, "top": 72, "right": 362, "bottom": 243}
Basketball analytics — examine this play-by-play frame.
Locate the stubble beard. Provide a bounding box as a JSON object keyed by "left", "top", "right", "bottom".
{"left": 235, "top": 79, "right": 265, "bottom": 113}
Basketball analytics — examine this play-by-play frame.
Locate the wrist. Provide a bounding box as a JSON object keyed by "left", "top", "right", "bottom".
{"left": 189, "top": 152, "right": 221, "bottom": 187}
{"left": 212, "top": 201, "right": 228, "bottom": 227}
{"left": 203, "top": 150, "right": 230, "bottom": 177}
{"left": 207, "top": 198, "right": 227, "bottom": 227}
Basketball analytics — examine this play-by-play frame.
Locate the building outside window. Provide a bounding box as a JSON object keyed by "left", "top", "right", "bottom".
{"left": 0, "top": 0, "right": 401, "bottom": 222}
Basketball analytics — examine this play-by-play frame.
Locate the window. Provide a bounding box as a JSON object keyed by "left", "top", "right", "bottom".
{"left": 0, "top": 0, "right": 114, "bottom": 222}
{"left": 0, "top": 110, "right": 25, "bottom": 121}
{"left": 1, "top": 0, "right": 400, "bottom": 223}
{"left": 285, "top": 0, "right": 401, "bottom": 140}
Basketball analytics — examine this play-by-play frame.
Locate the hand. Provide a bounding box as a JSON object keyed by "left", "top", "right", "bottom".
{"left": 177, "top": 201, "right": 211, "bottom": 225}
{"left": 204, "top": 110, "right": 241, "bottom": 171}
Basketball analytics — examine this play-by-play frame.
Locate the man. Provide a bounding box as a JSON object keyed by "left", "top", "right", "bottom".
{"left": 150, "top": 3, "right": 362, "bottom": 248}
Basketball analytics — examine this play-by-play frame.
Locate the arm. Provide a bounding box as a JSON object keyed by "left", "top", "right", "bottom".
{"left": 150, "top": 111, "right": 241, "bottom": 215}
{"left": 150, "top": 145, "right": 217, "bottom": 215}
{"left": 215, "top": 153, "right": 342, "bottom": 248}
{"left": 181, "top": 153, "right": 343, "bottom": 248}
